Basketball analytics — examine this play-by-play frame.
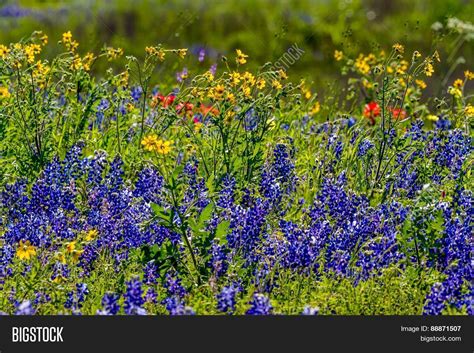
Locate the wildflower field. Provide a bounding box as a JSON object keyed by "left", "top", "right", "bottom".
{"left": 0, "top": 4, "right": 473, "bottom": 316}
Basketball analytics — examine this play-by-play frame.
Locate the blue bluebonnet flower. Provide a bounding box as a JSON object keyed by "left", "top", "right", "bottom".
{"left": 227, "top": 198, "right": 269, "bottom": 264}
{"left": 76, "top": 283, "right": 89, "bottom": 304}
{"left": 405, "top": 120, "right": 425, "bottom": 141}
{"left": 260, "top": 143, "right": 296, "bottom": 211}
{"left": 209, "top": 64, "right": 217, "bottom": 75}
{"left": 163, "top": 296, "right": 195, "bottom": 315}
{"left": 209, "top": 241, "right": 228, "bottom": 278}
{"left": 176, "top": 67, "right": 188, "bottom": 83}
{"left": 95, "top": 99, "right": 110, "bottom": 127}
{"left": 15, "top": 301, "right": 35, "bottom": 315}
{"left": 301, "top": 305, "right": 319, "bottom": 315}
{"left": 357, "top": 138, "right": 374, "bottom": 157}
{"left": 433, "top": 129, "right": 471, "bottom": 178}
{"left": 346, "top": 117, "right": 356, "bottom": 128}
{"left": 51, "top": 262, "right": 70, "bottom": 282}
{"left": 97, "top": 293, "right": 120, "bottom": 315}
{"left": 181, "top": 160, "right": 209, "bottom": 211}
{"left": 130, "top": 86, "right": 143, "bottom": 102}
{"left": 198, "top": 48, "right": 206, "bottom": 62}
{"left": 143, "top": 261, "right": 159, "bottom": 285}
{"left": 246, "top": 293, "right": 273, "bottom": 315}
{"left": 145, "top": 288, "right": 158, "bottom": 304}
{"left": 216, "top": 283, "right": 241, "bottom": 314}
{"left": 217, "top": 175, "right": 236, "bottom": 209}
{"left": 164, "top": 272, "right": 186, "bottom": 298}
{"left": 33, "top": 292, "right": 51, "bottom": 306}
{"left": 124, "top": 277, "right": 146, "bottom": 315}
{"left": 64, "top": 291, "right": 74, "bottom": 310}
{"left": 243, "top": 108, "right": 259, "bottom": 131}
{"left": 435, "top": 118, "right": 451, "bottom": 130}
{"left": 0, "top": 4, "right": 30, "bottom": 18}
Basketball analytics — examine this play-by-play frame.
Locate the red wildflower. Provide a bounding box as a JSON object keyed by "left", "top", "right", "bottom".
{"left": 363, "top": 101, "right": 381, "bottom": 125}
{"left": 176, "top": 102, "right": 194, "bottom": 116}
{"left": 155, "top": 94, "right": 176, "bottom": 108}
{"left": 200, "top": 104, "right": 219, "bottom": 116}
{"left": 390, "top": 107, "right": 407, "bottom": 121}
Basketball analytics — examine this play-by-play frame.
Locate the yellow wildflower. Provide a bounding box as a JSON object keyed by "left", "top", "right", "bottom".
{"left": 209, "top": 84, "right": 225, "bottom": 100}
{"left": 145, "top": 46, "right": 155, "bottom": 55}
{"left": 464, "top": 70, "right": 474, "bottom": 80}
{"left": 118, "top": 70, "right": 129, "bottom": 87}
{"left": 141, "top": 134, "right": 159, "bottom": 152}
{"left": 141, "top": 135, "right": 173, "bottom": 154}
{"left": 311, "top": 102, "right": 321, "bottom": 115}
{"left": 225, "top": 92, "right": 235, "bottom": 104}
{"left": 393, "top": 43, "right": 404, "bottom": 54}
{"left": 71, "top": 55, "right": 82, "bottom": 70}
{"left": 177, "top": 48, "right": 187, "bottom": 59}
{"left": 194, "top": 121, "right": 203, "bottom": 132}
{"left": 57, "top": 252, "right": 66, "bottom": 265}
{"left": 366, "top": 53, "right": 376, "bottom": 65}
{"left": 106, "top": 47, "right": 123, "bottom": 61}
{"left": 85, "top": 229, "right": 99, "bottom": 241}
{"left": 362, "top": 78, "right": 373, "bottom": 89}
{"left": 156, "top": 139, "right": 173, "bottom": 154}
{"left": 465, "top": 104, "right": 474, "bottom": 117}
{"left": 225, "top": 110, "right": 236, "bottom": 124}
{"left": 204, "top": 71, "right": 214, "bottom": 82}
{"left": 256, "top": 78, "right": 266, "bottom": 89}
{"left": 24, "top": 43, "right": 41, "bottom": 63}
{"left": 396, "top": 60, "right": 408, "bottom": 75}
{"left": 334, "top": 50, "right": 343, "bottom": 61}
{"left": 241, "top": 85, "right": 251, "bottom": 98}
{"left": 0, "top": 44, "right": 10, "bottom": 58}
{"left": 62, "top": 32, "right": 78, "bottom": 52}
{"left": 424, "top": 62, "right": 434, "bottom": 77}
{"left": 16, "top": 240, "right": 37, "bottom": 261}
{"left": 236, "top": 49, "right": 248, "bottom": 65}
{"left": 453, "top": 79, "right": 463, "bottom": 89}
{"left": 82, "top": 52, "right": 95, "bottom": 71}
{"left": 448, "top": 86, "right": 462, "bottom": 98}
{"left": 415, "top": 79, "right": 427, "bottom": 89}
{"left": 426, "top": 114, "right": 439, "bottom": 122}
{"left": 52, "top": 275, "right": 66, "bottom": 284}
{"left": 229, "top": 71, "right": 241, "bottom": 86}
{"left": 272, "top": 79, "right": 282, "bottom": 90}
{"left": 242, "top": 71, "right": 256, "bottom": 86}
{"left": 72, "top": 250, "right": 84, "bottom": 262}
{"left": 40, "top": 34, "right": 48, "bottom": 46}
{"left": 62, "top": 31, "right": 73, "bottom": 43}
{"left": 0, "top": 86, "right": 10, "bottom": 99}
{"left": 355, "top": 54, "right": 370, "bottom": 75}
{"left": 278, "top": 69, "right": 288, "bottom": 80}
{"left": 146, "top": 46, "right": 166, "bottom": 61}
{"left": 66, "top": 241, "right": 76, "bottom": 253}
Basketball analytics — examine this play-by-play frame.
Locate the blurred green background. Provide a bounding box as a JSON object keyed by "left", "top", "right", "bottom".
{"left": 0, "top": 0, "right": 473, "bottom": 88}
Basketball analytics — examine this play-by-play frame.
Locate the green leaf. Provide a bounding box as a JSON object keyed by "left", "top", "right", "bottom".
{"left": 198, "top": 203, "right": 214, "bottom": 227}
{"left": 206, "top": 173, "right": 215, "bottom": 194}
{"left": 215, "top": 220, "right": 230, "bottom": 243}
{"left": 150, "top": 203, "right": 170, "bottom": 223}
